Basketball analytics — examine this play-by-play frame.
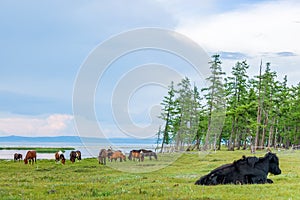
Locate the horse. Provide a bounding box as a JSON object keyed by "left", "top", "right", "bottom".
{"left": 128, "top": 149, "right": 144, "bottom": 162}
{"left": 76, "top": 150, "right": 81, "bottom": 161}
{"left": 110, "top": 151, "right": 126, "bottom": 162}
{"left": 98, "top": 149, "right": 107, "bottom": 165}
{"left": 14, "top": 153, "right": 22, "bottom": 162}
{"left": 70, "top": 151, "right": 77, "bottom": 163}
{"left": 55, "top": 151, "right": 66, "bottom": 165}
{"left": 139, "top": 149, "right": 157, "bottom": 160}
{"left": 24, "top": 150, "right": 36, "bottom": 165}
{"left": 70, "top": 150, "right": 81, "bottom": 163}
{"left": 107, "top": 149, "right": 114, "bottom": 160}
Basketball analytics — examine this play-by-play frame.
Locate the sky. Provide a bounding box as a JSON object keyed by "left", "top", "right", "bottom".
{"left": 0, "top": 0, "right": 299, "bottom": 138}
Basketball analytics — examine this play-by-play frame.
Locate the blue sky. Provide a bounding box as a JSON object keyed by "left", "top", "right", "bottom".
{"left": 0, "top": 0, "right": 299, "bottom": 138}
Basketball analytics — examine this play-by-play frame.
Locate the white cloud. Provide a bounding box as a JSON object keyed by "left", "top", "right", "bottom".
{"left": 161, "top": 0, "right": 300, "bottom": 85}
{"left": 0, "top": 114, "right": 75, "bottom": 137}
{"left": 174, "top": 0, "right": 300, "bottom": 55}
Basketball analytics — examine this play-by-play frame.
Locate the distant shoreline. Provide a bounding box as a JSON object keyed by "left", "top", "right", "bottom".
{"left": 0, "top": 147, "right": 75, "bottom": 153}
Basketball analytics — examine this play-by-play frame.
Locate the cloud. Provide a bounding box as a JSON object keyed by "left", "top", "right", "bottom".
{"left": 219, "top": 52, "right": 249, "bottom": 60}
{"left": 164, "top": 0, "right": 300, "bottom": 86}
{"left": 0, "top": 114, "right": 75, "bottom": 137}
{"left": 175, "top": 0, "right": 300, "bottom": 56}
{"left": 276, "top": 52, "right": 297, "bottom": 57}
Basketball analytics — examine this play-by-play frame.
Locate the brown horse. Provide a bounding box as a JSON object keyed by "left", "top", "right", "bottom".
{"left": 14, "top": 153, "right": 23, "bottom": 162}
{"left": 128, "top": 150, "right": 144, "bottom": 162}
{"left": 98, "top": 149, "right": 107, "bottom": 165}
{"left": 55, "top": 151, "right": 66, "bottom": 165}
{"left": 24, "top": 150, "right": 36, "bottom": 165}
{"left": 70, "top": 150, "right": 81, "bottom": 163}
{"left": 110, "top": 151, "right": 126, "bottom": 162}
{"left": 70, "top": 151, "right": 76, "bottom": 163}
{"left": 76, "top": 150, "right": 81, "bottom": 161}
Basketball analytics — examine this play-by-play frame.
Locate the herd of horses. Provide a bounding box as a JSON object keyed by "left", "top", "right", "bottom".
{"left": 13, "top": 148, "right": 157, "bottom": 165}
{"left": 13, "top": 150, "right": 82, "bottom": 165}
{"left": 98, "top": 148, "right": 157, "bottom": 165}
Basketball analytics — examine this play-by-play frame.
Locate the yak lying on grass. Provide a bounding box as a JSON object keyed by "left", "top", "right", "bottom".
{"left": 195, "top": 152, "right": 281, "bottom": 185}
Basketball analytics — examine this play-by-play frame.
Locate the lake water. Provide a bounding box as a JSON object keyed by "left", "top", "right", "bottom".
{"left": 0, "top": 140, "right": 158, "bottom": 160}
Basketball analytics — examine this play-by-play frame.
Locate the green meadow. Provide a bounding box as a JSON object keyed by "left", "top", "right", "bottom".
{"left": 0, "top": 150, "right": 299, "bottom": 200}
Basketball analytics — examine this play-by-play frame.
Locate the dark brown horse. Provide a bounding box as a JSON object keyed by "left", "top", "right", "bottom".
{"left": 55, "top": 151, "right": 66, "bottom": 165}
{"left": 24, "top": 150, "right": 36, "bottom": 165}
{"left": 70, "top": 150, "right": 81, "bottom": 163}
{"left": 128, "top": 149, "right": 144, "bottom": 162}
{"left": 76, "top": 150, "right": 81, "bottom": 161}
{"left": 14, "top": 153, "right": 22, "bottom": 162}
{"left": 70, "top": 151, "right": 76, "bottom": 163}
{"left": 98, "top": 149, "right": 107, "bottom": 165}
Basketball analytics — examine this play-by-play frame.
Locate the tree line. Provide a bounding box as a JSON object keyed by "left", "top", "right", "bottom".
{"left": 157, "top": 54, "right": 300, "bottom": 152}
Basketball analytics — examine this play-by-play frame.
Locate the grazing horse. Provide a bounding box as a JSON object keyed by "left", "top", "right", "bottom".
{"left": 55, "top": 151, "right": 66, "bottom": 165}
{"left": 98, "top": 149, "right": 107, "bottom": 165}
{"left": 128, "top": 150, "right": 144, "bottom": 162}
{"left": 139, "top": 149, "right": 157, "bottom": 160}
{"left": 110, "top": 151, "right": 126, "bottom": 162}
{"left": 70, "top": 151, "right": 77, "bottom": 163}
{"left": 70, "top": 150, "right": 81, "bottom": 163}
{"left": 107, "top": 149, "right": 114, "bottom": 160}
{"left": 14, "top": 153, "right": 23, "bottom": 162}
{"left": 76, "top": 150, "right": 81, "bottom": 161}
{"left": 24, "top": 150, "right": 36, "bottom": 165}
{"left": 195, "top": 152, "right": 281, "bottom": 185}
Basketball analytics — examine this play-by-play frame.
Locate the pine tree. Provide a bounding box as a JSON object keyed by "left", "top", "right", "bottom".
{"left": 159, "top": 82, "right": 177, "bottom": 153}
{"left": 225, "top": 60, "right": 249, "bottom": 150}
{"left": 202, "top": 54, "right": 226, "bottom": 151}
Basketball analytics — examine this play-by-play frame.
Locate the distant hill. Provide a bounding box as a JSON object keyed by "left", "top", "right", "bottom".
{"left": 0, "top": 135, "right": 156, "bottom": 144}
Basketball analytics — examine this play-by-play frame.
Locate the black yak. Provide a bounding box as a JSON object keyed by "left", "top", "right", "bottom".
{"left": 195, "top": 152, "right": 281, "bottom": 185}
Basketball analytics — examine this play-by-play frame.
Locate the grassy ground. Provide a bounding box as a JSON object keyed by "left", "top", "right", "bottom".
{"left": 0, "top": 149, "right": 299, "bottom": 200}
{"left": 0, "top": 147, "right": 75, "bottom": 153}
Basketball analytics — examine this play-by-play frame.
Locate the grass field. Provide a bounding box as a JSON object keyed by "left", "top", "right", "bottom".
{"left": 0, "top": 149, "right": 299, "bottom": 200}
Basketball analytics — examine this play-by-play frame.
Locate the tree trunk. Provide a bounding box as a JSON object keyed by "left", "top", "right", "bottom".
{"left": 254, "top": 61, "right": 263, "bottom": 152}
{"left": 228, "top": 116, "right": 236, "bottom": 151}
{"left": 236, "top": 127, "right": 242, "bottom": 150}
{"left": 260, "top": 111, "right": 268, "bottom": 149}
{"left": 268, "top": 117, "right": 275, "bottom": 148}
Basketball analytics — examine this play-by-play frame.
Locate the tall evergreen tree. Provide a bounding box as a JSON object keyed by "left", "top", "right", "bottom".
{"left": 159, "top": 82, "right": 177, "bottom": 153}
{"left": 225, "top": 60, "right": 249, "bottom": 150}
{"left": 202, "top": 54, "right": 226, "bottom": 151}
